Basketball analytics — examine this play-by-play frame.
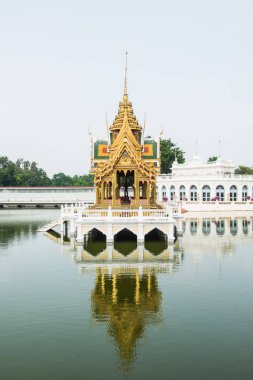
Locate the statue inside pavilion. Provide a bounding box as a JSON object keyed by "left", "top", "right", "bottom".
{"left": 90, "top": 57, "right": 160, "bottom": 208}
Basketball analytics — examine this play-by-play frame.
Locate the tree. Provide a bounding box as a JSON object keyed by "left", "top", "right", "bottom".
{"left": 207, "top": 156, "right": 218, "bottom": 162}
{"left": 51, "top": 173, "right": 73, "bottom": 186}
{"left": 235, "top": 166, "right": 253, "bottom": 175}
{"left": 160, "top": 139, "right": 185, "bottom": 174}
{"left": 0, "top": 156, "right": 17, "bottom": 186}
{"left": 0, "top": 156, "right": 95, "bottom": 186}
{"left": 15, "top": 159, "right": 51, "bottom": 186}
{"left": 72, "top": 174, "right": 94, "bottom": 186}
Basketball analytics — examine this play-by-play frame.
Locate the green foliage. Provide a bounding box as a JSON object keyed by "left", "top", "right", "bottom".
{"left": 51, "top": 173, "right": 94, "bottom": 186}
{"left": 0, "top": 156, "right": 17, "bottom": 186}
{"left": 15, "top": 159, "right": 51, "bottom": 186}
{"left": 207, "top": 156, "right": 218, "bottom": 162}
{"left": 0, "top": 156, "right": 94, "bottom": 187}
{"left": 160, "top": 139, "right": 185, "bottom": 174}
{"left": 51, "top": 173, "right": 74, "bottom": 186}
{"left": 73, "top": 174, "right": 94, "bottom": 187}
{"left": 235, "top": 166, "right": 253, "bottom": 175}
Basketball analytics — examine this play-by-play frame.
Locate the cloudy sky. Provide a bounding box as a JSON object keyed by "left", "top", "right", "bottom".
{"left": 0, "top": 0, "right": 252, "bottom": 176}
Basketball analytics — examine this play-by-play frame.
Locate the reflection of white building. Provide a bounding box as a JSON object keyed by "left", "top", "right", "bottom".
{"left": 157, "top": 156, "right": 253, "bottom": 211}
{"left": 181, "top": 214, "right": 253, "bottom": 263}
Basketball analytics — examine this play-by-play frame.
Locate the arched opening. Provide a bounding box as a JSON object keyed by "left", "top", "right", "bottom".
{"left": 190, "top": 185, "right": 197, "bottom": 201}
{"left": 114, "top": 228, "right": 137, "bottom": 255}
{"left": 202, "top": 185, "right": 211, "bottom": 202}
{"left": 162, "top": 185, "right": 167, "bottom": 198}
{"left": 230, "top": 220, "right": 238, "bottom": 236}
{"left": 170, "top": 186, "right": 175, "bottom": 201}
{"left": 84, "top": 228, "right": 106, "bottom": 256}
{"left": 216, "top": 185, "right": 224, "bottom": 201}
{"left": 179, "top": 185, "right": 186, "bottom": 201}
{"left": 230, "top": 185, "right": 237, "bottom": 202}
{"left": 242, "top": 185, "right": 248, "bottom": 201}
{"left": 202, "top": 220, "right": 211, "bottom": 235}
{"left": 144, "top": 228, "right": 168, "bottom": 255}
{"left": 117, "top": 170, "right": 135, "bottom": 205}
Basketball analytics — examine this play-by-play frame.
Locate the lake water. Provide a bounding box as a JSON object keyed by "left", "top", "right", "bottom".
{"left": 0, "top": 210, "right": 253, "bottom": 380}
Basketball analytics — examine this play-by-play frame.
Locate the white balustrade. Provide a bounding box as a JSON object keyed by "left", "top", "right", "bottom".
{"left": 60, "top": 204, "right": 179, "bottom": 222}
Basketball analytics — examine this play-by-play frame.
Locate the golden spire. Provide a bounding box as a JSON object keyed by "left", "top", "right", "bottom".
{"left": 110, "top": 52, "right": 142, "bottom": 132}
{"left": 123, "top": 51, "right": 128, "bottom": 100}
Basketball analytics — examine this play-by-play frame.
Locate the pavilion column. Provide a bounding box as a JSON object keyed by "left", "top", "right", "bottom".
{"left": 147, "top": 182, "right": 150, "bottom": 207}
{"left": 101, "top": 182, "right": 105, "bottom": 205}
{"left": 152, "top": 183, "right": 157, "bottom": 204}
{"left": 112, "top": 173, "right": 117, "bottom": 207}
{"left": 96, "top": 187, "right": 100, "bottom": 205}
{"left": 135, "top": 177, "right": 139, "bottom": 205}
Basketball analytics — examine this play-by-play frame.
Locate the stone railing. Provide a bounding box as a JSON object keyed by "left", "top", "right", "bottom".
{"left": 61, "top": 204, "right": 180, "bottom": 221}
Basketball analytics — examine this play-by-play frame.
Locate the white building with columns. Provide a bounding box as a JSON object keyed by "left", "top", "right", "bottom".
{"left": 156, "top": 155, "right": 253, "bottom": 212}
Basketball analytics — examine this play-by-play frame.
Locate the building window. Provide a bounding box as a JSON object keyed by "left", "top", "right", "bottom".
{"left": 190, "top": 185, "right": 197, "bottom": 201}
{"left": 216, "top": 185, "right": 225, "bottom": 201}
{"left": 162, "top": 185, "right": 167, "bottom": 198}
{"left": 230, "top": 185, "right": 237, "bottom": 202}
{"left": 242, "top": 185, "right": 248, "bottom": 201}
{"left": 179, "top": 185, "right": 186, "bottom": 200}
{"left": 202, "top": 185, "right": 211, "bottom": 202}
{"left": 170, "top": 186, "right": 175, "bottom": 201}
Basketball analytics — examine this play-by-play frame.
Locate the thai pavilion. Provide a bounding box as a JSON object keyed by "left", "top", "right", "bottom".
{"left": 90, "top": 69, "right": 160, "bottom": 208}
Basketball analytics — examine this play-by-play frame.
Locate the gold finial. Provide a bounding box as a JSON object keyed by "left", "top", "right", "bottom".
{"left": 123, "top": 51, "right": 128, "bottom": 99}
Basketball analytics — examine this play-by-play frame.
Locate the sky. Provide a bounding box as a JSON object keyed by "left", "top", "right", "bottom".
{"left": 0, "top": 0, "right": 252, "bottom": 176}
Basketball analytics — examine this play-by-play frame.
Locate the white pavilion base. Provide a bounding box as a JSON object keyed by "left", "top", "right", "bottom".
{"left": 60, "top": 204, "right": 183, "bottom": 245}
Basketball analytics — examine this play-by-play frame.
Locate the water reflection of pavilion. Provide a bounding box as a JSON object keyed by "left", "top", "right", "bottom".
{"left": 90, "top": 266, "right": 163, "bottom": 371}
{"left": 44, "top": 228, "right": 181, "bottom": 262}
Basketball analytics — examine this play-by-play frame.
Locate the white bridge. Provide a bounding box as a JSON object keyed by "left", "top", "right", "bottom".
{"left": 0, "top": 187, "right": 95, "bottom": 208}
{"left": 55, "top": 203, "right": 183, "bottom": 245}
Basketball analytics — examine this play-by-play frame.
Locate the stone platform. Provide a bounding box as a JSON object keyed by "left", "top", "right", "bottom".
{"left": 59, "top": 203, "right": 183, "bottom": 245}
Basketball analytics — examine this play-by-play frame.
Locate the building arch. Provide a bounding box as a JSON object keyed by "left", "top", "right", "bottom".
{"left": 216, "top": 185, "right": 225, "bottom": 201}
{"left": 84, "top": 228, "right": 106, "bottom": 256}
{"left": 190, "top": 185, "right": 197, "bottom": 201}
{"left": 230, "top": 185, "right": 237, "bottom": 201}
{"left": 179, "top": 185, "right": 186, "bottom": 201}
{"left": 242, "top": 185, "right": 248, "bottom": 201}
{"left": 170, "top": 185, "right": 175, "bottom": 201}
{"left": 162, "top": 185, "right": 167, "bottom": 198}
{"left": 202, "top": 185, "right": 211, "bottom": 202}
{"left": 114, "top": 228, "right": 137, "bottom": 255}
{"left": 144, "top": 228, "right": 168, "bottom": 255}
